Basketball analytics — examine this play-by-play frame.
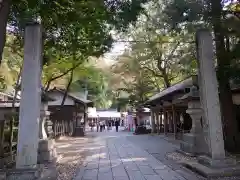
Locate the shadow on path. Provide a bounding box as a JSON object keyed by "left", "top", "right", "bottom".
{"left": 127, "top": 134, "right": 206, "bottom": 180}
{"left": 54, "top": 133, "right": 96, "bottom": 180}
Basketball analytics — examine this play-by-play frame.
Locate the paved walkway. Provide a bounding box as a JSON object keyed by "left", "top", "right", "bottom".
{"left": 127, "top": 135, "right": 205, "bottom": 180}
{"left": 73, "top": 130, "right": 203, "bottom": 180}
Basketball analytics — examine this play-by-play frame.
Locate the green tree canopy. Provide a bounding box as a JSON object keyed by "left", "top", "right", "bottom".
{"left": 0, "top": 0, "right": 149, "bottom": 64}
{"left": 110, "top": 0, "right": 197, "bottom": 109}
{"left": 70, "top": 63, "right": 114, "bottom": 109}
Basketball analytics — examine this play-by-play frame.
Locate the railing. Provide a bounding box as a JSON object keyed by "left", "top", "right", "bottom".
{"left": 52, "top": 120, "right": 74, "bottom": 137}
{"left": 154, "top": 124, "right": 190, "bottom": 140}
{"left": 0, "top": 111, "right": 19, "bottom": 169}
{"left": 0, "top": 110, "right": 77, "bottom": 168}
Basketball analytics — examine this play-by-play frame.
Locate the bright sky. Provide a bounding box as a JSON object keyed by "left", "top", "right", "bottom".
{"left": 103, "top": 42, "right": 126, "bottom": 64}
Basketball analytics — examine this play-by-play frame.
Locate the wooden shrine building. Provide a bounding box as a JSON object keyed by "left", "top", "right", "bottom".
{"left": 47, "top": 88, "right": 93, "bottom": 137}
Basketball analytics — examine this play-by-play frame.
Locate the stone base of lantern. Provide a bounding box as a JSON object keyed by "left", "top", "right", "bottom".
{"left": 180, "top": 133, "right": 207, "bottom": 156}
{"left": 180, "top": 135, "right": 196, "bottom": 156}
{"left": 38, "top": 139, "right": 57, "bottom": 164}
{"left": 0, "top": 163, "right": 57, "bottom": 180}
{"left": 182, "top": 156, "right": 240, "bottom": 178}
{"left": 198, "top": 155, "right": 237, "bottom": 168}
{"left": 0, "top": 167, "right": 42, "bottom": 180}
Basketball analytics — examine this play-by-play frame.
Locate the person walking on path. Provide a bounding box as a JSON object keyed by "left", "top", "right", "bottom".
{"left": 100, "top": 121, "right": 103, "bottom": 132}
{"left": 89, "top": 122, "right": 93, "bottom": 132}
{"left": 96, "top": 121, "right": 99, "bottom": 132}
{"left": 115, "top": 120, "right": 119, "bottom": 132}
{"left": 107, "top": 120, "right": 110, "bottom": 131}
{"left": 103, "top": 121, "right": 106, "bottom": 131}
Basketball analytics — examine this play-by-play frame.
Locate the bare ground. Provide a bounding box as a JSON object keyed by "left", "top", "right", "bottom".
{"left": 54, "top": 136, "right": 92, "bottom": 180}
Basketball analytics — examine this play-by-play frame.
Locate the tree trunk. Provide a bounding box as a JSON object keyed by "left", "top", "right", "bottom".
{"left": 162, "top": 69, "right": 171, "bottom": 88}
{"left": 44, "top": 62, "right": 82, "bottom": 91}
{"left": 61, "top": 69, "right": 74, "bottom": 106}
{"left": 157, "top": 59, "right": 171, "bottom": 88}
{"left": 211, "top": 0, "right": 240, "bottom": 152}
{"left": 44, "top": 80, "right": 52, "bottom": 92}
{"left": 0, "top": 0, "right": 11, "bottom": 64}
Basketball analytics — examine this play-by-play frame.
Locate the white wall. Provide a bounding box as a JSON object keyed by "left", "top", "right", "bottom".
{"left": 48, "top": 92, "right": 74, "bottom": 106}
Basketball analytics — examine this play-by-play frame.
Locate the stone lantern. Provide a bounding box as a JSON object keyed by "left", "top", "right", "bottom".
{"left": 178, "top": 86, "right": 208, "bottom": 156}
{"left": 37, "top": 93, "right": 57, "bottom": 164}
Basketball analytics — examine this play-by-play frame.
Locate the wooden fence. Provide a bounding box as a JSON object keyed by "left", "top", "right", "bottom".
{"left": 0, "top": 107, "right": 78, "bottom": 169}
{"left": 0, "top": 111, "right": 18, "bottom": 168}
{"left": 52, "top": 120, "right": 74, "bottom": 137}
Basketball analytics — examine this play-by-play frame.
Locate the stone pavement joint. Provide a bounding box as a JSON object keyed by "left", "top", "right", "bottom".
{"left": 74, "top": 131, "right": 204, "bottom": 180}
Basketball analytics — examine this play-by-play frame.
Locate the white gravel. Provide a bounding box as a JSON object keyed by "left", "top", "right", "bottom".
{"left": 166, "top": 152, "right": 197, "bottom": 162}
{"left": 166, "top": 152, "right": 240, "bottom": 180}
{"left": 54, "top": 136, "right": 89, "bottom": 180}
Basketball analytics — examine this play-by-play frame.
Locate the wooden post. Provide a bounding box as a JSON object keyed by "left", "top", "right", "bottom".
{"left": 163, "top": 108, "right": 167, "bottom": 135}
{"left": 166, "top": 111, "right": 170, "bottom": 134}
{"left": 61, "top": 120, "right": 64, "bottom": 136}
{"left": 151, "top": 109, "right": 156, "bottom": 133}
{"left": 159, "top": 111, "right": 163, "bottom": 133}
{"left": 0, "top": 120, "right": 5, "bottom": 161}
{"left": 156, "top": 111, "right": 160, "bottom": 134}
{"left": 170, "top": 111, "right": 174, "bottom": 133}
{"left": 172, "top": 105, "right": 177, "bottom": 139}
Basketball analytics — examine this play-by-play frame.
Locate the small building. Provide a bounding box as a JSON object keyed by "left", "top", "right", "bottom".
{"left": 145, "top": 76, "right": 195, "bottom": 135}
{"left": 145, "top": 75, "right": 240, "bottom": 155}
{"left": 47, "top": 88, "right": 93, "bottom": 137}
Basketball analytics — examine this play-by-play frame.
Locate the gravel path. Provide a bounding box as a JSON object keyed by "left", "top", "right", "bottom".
{"left": 54, "top": 136, "right": 92, "bottom": 180}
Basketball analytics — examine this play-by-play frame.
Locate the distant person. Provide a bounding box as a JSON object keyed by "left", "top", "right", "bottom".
{"left": 89, "top": 122, "right": 93, "bottom": 132}
{"left": 100, "top": 121, "right": 104, "bottom": 132}
{"left": 103, "top": 121, "right": 106, "bottom": 131}
{"left": 115, "top": 120, "right": 120, "bottom": 132}
{"left": 134, "top": 117, "right": 138, "bottom": 128}
{"left": 108, "top": 120, "right": 111, "bottom": 131}
{"left": 97, "top": 121, "right": 100, "bottom": 132}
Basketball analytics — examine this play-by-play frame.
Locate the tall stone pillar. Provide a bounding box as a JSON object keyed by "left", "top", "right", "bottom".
{"left": 196, "top": 29, "right": 228, "bottom": 166}
{"left": 150, "top": 109, "right": 156, "bottom": 133}
{"left": 16, "top": 23, "right": 42, "bottom": 169}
